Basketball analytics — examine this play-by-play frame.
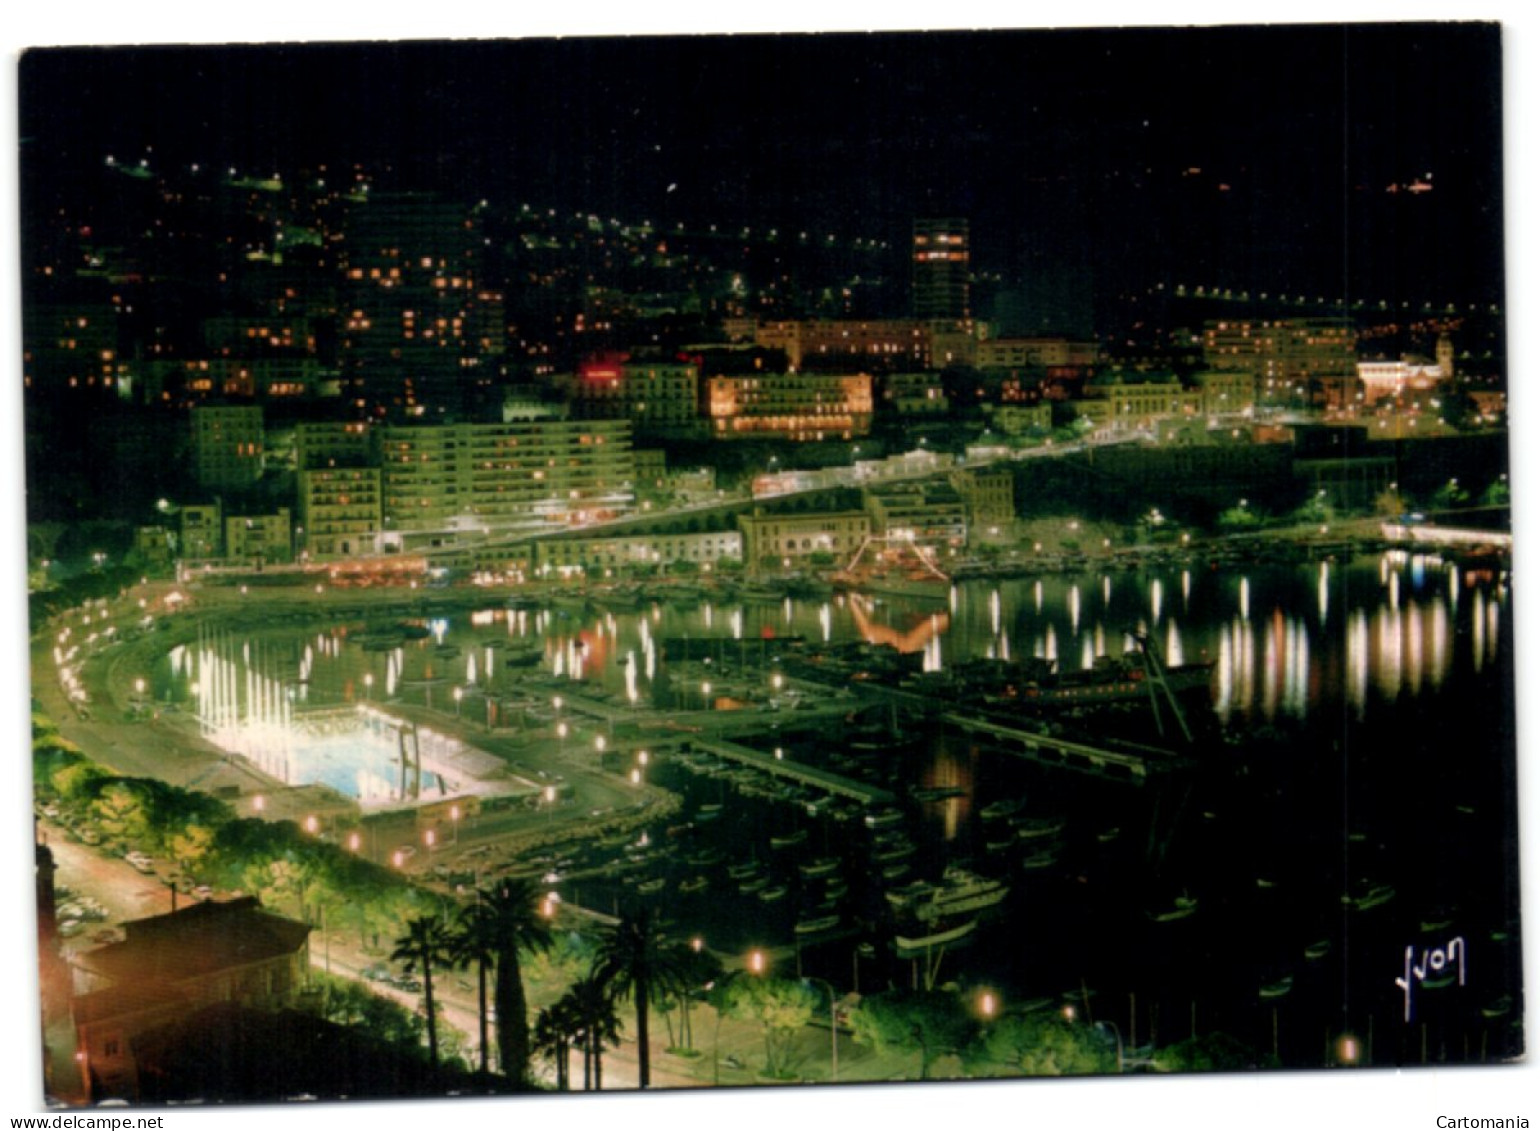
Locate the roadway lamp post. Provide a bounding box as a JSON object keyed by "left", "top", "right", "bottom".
{"left": 802, "top": 975, "right": 842, "bottom": 1082}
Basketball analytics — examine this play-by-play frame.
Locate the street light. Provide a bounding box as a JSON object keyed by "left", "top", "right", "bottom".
{"left": 803, "top": 975, "right": 842, "bottom": 1082}
{"left": 977, "top": 989, "right": 999, "bottom": 1021}
{"left": 1334, "top": 1031, "right": 1363, "bottom": 1067}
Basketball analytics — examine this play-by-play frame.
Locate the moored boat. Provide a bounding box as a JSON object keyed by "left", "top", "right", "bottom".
{"left": 894, "top": 917, "right": 978, "bottom": 957}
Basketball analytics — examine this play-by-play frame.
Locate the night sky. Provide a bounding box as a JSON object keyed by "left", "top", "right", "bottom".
{"left": 19, "top": 24, "right": 1506, "bottom": 307}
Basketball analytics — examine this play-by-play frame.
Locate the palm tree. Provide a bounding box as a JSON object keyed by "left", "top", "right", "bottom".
{"left": 558, "top": 974, "right": 622, "bottom": 1091}
{"left": 390, "top": 914, "right": 455, "bottom": 1076}
{"left": 482, "top": 879, "right": 554, "bottom": 1087}
{"left": 531, "top": 1003, "right": 572, "bottom": 1091}
{"left": 448, "top": 900, "right": 500, "bottom": 1075}
{"left": 594, "top": 904, "right": 688, "bottom": 1088}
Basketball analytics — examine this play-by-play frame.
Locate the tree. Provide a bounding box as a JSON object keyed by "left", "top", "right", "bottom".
{"left": 557, "top": 974, "right": 622, "bottom": 1090}
{"left": 390, "top": 915, "right": 456, "bottom": 1077}
{"left": 168, "top": 824, "right": 217, "bottom": 877}
{"left": 531, "top": 1005, "right": 572, "bottom": 1091}
{"left": 1217, "top": 503, "right": 1262, "bottom": 531}
{"left": 448, "top": 899, "right": 501, "bottom": 1076}
{"left": 92, "top": 781, "right": 149, "bottom": 845}
{"left": 593, "top": 904, "right": 688, "bottom": 1088}
{"left": 958, "top": 1011, "right": 1115, "bottom": 1078}
{"left": 848, "top": 989, "right": 975, "bottom": 1080}
{"left": 481, "top": 880, "right": 554, "bottom": 1087}
{"left": 712, "top": 974, "right": 819, "bottom": 1079}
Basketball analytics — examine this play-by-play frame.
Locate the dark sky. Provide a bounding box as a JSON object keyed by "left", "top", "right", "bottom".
{"left": 18, "top": 23, "right": 1506, "bottom": 305}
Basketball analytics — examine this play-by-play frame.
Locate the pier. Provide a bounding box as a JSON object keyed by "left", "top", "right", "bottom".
{"left": 681, "top": 736, "right": 897, "bottom": 805}
{"left": 940, "top": 711, "right": 1193, "bottom": 784}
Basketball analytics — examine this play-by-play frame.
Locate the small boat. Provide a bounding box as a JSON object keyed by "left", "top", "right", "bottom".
{"left": 894, "top": 918, "right": 977, "bottom": 956}
{"left": 912, "top": 785, "right": 965, "bottom": 803}
{"left": 728, "top": 859, "right": 761, "bottom": 880}
{"left": 679, "top": 875, "right": 709, "bottom": 894}
{"left": 770, "top": 829, "right": 809, "bottom": 849}
{"left": 1012, "top": 815, "right": 1067, "bottom": 842}
{"left": 980, "top": 798, "right": 1023, "bottom": 821}
{"left": 759, "top": 884, "right": 789, "bottom": 903}
{"left": 1146, "top": 894, "right": 1199, "bottom": 923}
{"left": 799, "top": 857, "right": 840, "bottom": 879}
{"left": 864, "top": 808, "right": 904, "bottom": 830}
{"left": 738, "top": 875, "right": 769, "bottom": 895}
{"left": 504, "top": 645, "right": 543, "bottom": 668}
{"left": 1344, "top": 885, "right": 1396, "bottom": 912}
{"left": 1482, "top": 995, "right": 1514, "bottom": 1020}
{"left": 1020, "top": 847, "right": 1061, "bottom": 871}
{"left": 637, "top": 878, "right": 666, "bottom": 894}
{"left": 697, "top": 803, "right": 724, "bottom": 822}
{"left": 880, "top": 861, "right": 910, "bottom": 882}
{"left": 1304, "top": 939, "right": 1332, "bottom": 960}
{"left": 794, "top": 914, "right": 841, "bottom": 936}
{"left": 1258, "top": 976, "right": 1294, "bottom": 1000}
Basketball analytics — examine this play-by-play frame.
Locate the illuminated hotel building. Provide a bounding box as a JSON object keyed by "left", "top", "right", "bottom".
{"left": 755, "top": 319, "right": 931, "bottom": 371}
{"left": 534, "top": 529, "right": 743, "bottom": 574}
{"left": 298, "top": 466, "right": 382, "bottom": 560}
{"left": 738, "top": 510, "right": 871, "bottom": 573}
{"left": 191, "top": 404, "right": 265, "bottom": 491}
{"left": 1356, "top": 355, "right": 1447, "bottom": 405}
{"left": 339, "top": 192, "right": 504, "bottom": 417}
{"left": 1194, "top": 368, "right": 1257, "bottom": 417}
{"left": 377, "top": 420, "right": 635, "bottom": 550}
{"left": 22, "top": 302, "right": 122, "bottom": 396}
{"left": 912, "top": 217, "right": 970, "bottom": 320}
{"left": 294, "top": 420, "right": 374, "bottom": 470}
{"left": 564, "top": 357, "right": 700, "bottom": 430}
{"left": 178, "top": 503, "right": 223, "bottom": 562}
{"left": 949, "top": 467, "right": 1017, "bottom": 534}
{"left": 224, "top": 508, "right": 294, "bottom": 566}
{"left": 882, "top": 371, "right": 950, "bottom": 417}
{"left": 705, "top": 372, "right": 873, "bottom": 440}
{"left": 1074, "top": 376, "right": 1202, "bottom": 435}
{"left": 862, "top": 481, "right": 968, "bottom": 545}
{"left": 1201, "top": 318, "right": 1357, "bottom": 408}
{"left": 975, "top": 337, "right": 1098, "bottom": 369}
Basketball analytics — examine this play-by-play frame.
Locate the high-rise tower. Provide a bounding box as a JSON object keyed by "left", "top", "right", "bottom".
{"left": 912, "top": 217, "right": 970, "bottom": 320}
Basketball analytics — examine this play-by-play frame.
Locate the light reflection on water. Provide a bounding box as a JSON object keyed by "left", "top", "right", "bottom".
{"left": 155, "top": 553, "right": 1506, "bottom": 739}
